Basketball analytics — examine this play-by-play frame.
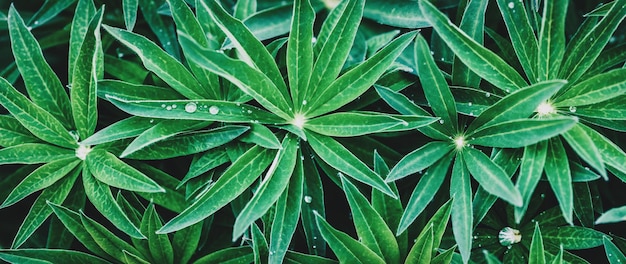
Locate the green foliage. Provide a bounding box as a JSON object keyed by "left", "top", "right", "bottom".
{"left": 0, "top": 0, "right": 625, "bottom": 263}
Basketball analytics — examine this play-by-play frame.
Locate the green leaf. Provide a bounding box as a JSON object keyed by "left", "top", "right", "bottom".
{"left": 177, "top": 34, "right": 292, "bottom": 120}
{"left": 537, "top": 0, "right": 567, "bottom": 81}
{"left": 202, "top": 0, "right": 289, "bottom": 101}
{"left": 71, "top": 8, "right": 103, "bottom": 141}
{"left": 550, "top": 244, "right": 564, "bottom": 264}
{"left": 123, "top": 0, "right": 138, "bottom": 30}
{"left": 233, "top": 135, "right": 298, "bottom": 239}
{"left": 80, "top": 211, "right": 144, "bottom": 263}
{"left": 270, "top": 156, "right": 304, "bottom": 264}
{"left": 452, "top": 0, "right": 488, "bottom": 88}
{"left": 596, "top": 205, "right": 626, "bottom": 224}
{"left": 579, "top": 123, "right": 626, "bottom": 178}
{"left": 12, "top": 168, "right": 80, "bottom": 248}
{"left": 0, "top": 115, "right": 40, "bottom": 147}
{"left": 0, "top": 249, "right": 109, "bottom": 264}
{"left": 573, "top": 96, "right": 626, "bottom": 120}
{"left": 467, "top": 80, "right": 566, "bottom": 134}
{"left": 81, "top": 117, "right": 156, "bottom": 145}
{"left": 0, "top": 78, "right": 77, "bottom": 149}
{"left": 419, "top": 0, "right": 527, "bottom": 92}
{"left": 363, "top": 0, "right": 428, "bottom": 28}
{"left": 305, "top": 31, "right": 416, "bottom": 117}
{"left": 8, "top": 5, "right": 73, "bottom": 125}
{"left": 305, "top": 0, "right": 364, "bottom": 105}
{"left": 386, "top": 141, "right": 453, "bottom": 182}
{"left": 544, "top": 137, "right": 574, "bottom": 224}
{"left": 396, "top": 153, "right": 454, "bottom": 235}
{"left": 301, "top": 150, "right": 326, "bottom": 256}
{"left": 559, "top": 0, "right": 626, "bottom": 83}
{"left": 288, "top": 0, "right": 314, "bottom": 111}
{"left": 239, "top": 123, "right": 281, "bottom": 149}
{"left": 0, "top": 143, "right": 74, "bottom": 165}
{"left": 180, "top": 149, "right": 229, "bottom": 187}
{"left": 483, "top": 250, "right": 504, "bottom": 264}
{"left": 556, "top": 68, "right": 626, "bottom": 107}
{"left": 468, "top": 117, "right": 577, "bottom": 148}
{"left": 98, "top": 80, "right": 185, "bottom": 101}
{"left": 515, "top": 141, "right": 548, "bottom": 223}
{"left": 562, "top": 123, "right": 606, "bottom": 179}
{"left": 405, "top": 225, "right": 433, "bottom": 264}
{"left": 604, "top": 236, "right": 626, "bottom": 264}
{"left": 142, "top": 204, "right": 174, "bottom": 264}
{"left": 496, "top": 0, "right": 538, "bottom": 82}
{"left": 86, "top": 149, "right": 164, "bottom": 193}
{"left": 158, "top": 146, "right": 274, "bottom": 233}
{"left": 103, "top": 25, "right": 204, "bottom": 99}
{"left": 450, "top": 156, "right": 473, "bottom": 264}
{"left": 305, "top": 131, "right": 395, "bottom": 198}
{"left": 251, "top": 223, "right": 269, "bottom": 264}
{"left": 342, "top": 177, "right": 399, "bottom": 263}
{"left": 314, "top": 212, "right": 386, "bottom": 264}
{"left": 82, "top": 168, "right": 145, "bottom": 239}
{"left": 530, "top": 223, "right": 547, "bottom": 264}
{"left": 172, "top": 222, "right": 202, "bottom": 264}
{"left": 192, "top": 247, "right": 253, "bottom": 264}
{"left": 123, "top": 250, "right": 151, "bottom": 264}
{"left": 462, "top": 147, "right": 523, "bottom": 206}
{"left": 48, "top": 203, "right": 112, "bottom": 259}
{"left": 69, "top": 0, "right": 96, "bottom": 81}
{"left": 120, "top": 119, "right": 208, "bottom": 157}
{"left": 1, "top": 158, "right": 80, "bottom": 208}
{"left": 414, "top": 33, "right": 458, "bottom": 132}
{"left": 284, "top": 251, "right": 338, "bottom": 264}
{"left": 543, "top": 226, "right": 605, "bottom": 250}
{"left": 430, "top": 246, "right": 456, "bottom": 264}
{"left": 306, "top": 112, "right": 434, "bottom": 137}
{"left": 243, "top": 4, "right": 293, "bottom": 43}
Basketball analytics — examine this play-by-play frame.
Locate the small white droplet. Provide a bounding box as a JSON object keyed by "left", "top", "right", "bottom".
{"left": 439, "top": 119, "right": 445, "bottom": 124}
{"left": 171, "top": 104, "right": 177, "bottom": 109}
{"left": 209, "top": 106, "right": 220, "bottom": 115}
{"left": 304, "top": 196, "right": 312, "bottom": 203}
{"left": 166, "top": 41, "right": 171, "bottom": 46}
{"left": 311, "top": 37, "right": 317, "bottom": 43}
{"left": 185, "top": 102, "right": 198, "bottom": 113}
{"left": 33, "top": 20, "right": 39, "bottom": 25}
{"left": 485, "top": 92, "right": 491, "bottom": 97}
{"left": 161, "top": 104, "right": 167, "bottom": 108}
{"left": 246, "top": 110, "right": 252, "bottom": 114}
{"left": 26, "top": 26, "right": 32, "bottom": 31}
{"left": 508, "top": 2, "right": 514, "bottom": 9}
{"left": 117, "top": 53, "right": 124, "bottom": 58}
{"left": 302, "top": 100, "right": 307, "bottom": 105}
{"left": 468, "top": 102, "right": 473, "bottom": 106}
{"left": 149, "top": 119, "right": 154, "bottom": 123}
{"left": 569, "top": 106, "right": 577, "bottom": 113}
{"left": 166, "top": 106, "right": 172, "bottom": 110}
{"left": 430, "top": 50, "right": 434, "bottom": 55}
{"left": 505, "top": 89, "right": 511, "bottom": 93}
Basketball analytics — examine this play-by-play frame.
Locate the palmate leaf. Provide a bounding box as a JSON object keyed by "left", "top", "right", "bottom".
{"left": 467, "top": 117, "right": 577, "bottom": 148}
{"left": 0, "top": 249, "right": 109, "bottom": 264}
{"left": 233, "top": 134, "right": 298, "bottom": 240}
{"left": 419, "top": 0, "right": 527, "bottom": 92}
{"left": 462, "top": 147, "right": 522, "bottom": 207}
{"left": 545, "top": 137, "right": 574, "bottom": 224}
{"left": 0, "top": 78, "right": 77, "bottom": 149}
{"left": 8, "top": 5, "right": 73, "bottom": 126}
{"left": 496, "top": 0, "right": 538, "bottom": 82}
{"left": 103, "top": 25, "right": 204, "bottom": 99}
{"left": 341, "top": 177, "right": 399, "bottom": 263}
{"left": 305, "top": 31, "right": 416, "bottom": 117}
{"left": 71, "top": 8, "right": 103, "bottom": 141}
{"left": 305, "top": 131, "right": 395, "bottom": 198}
{"left": 314, "top": 212, "right": 386, "bottom": 264}
{"left": 414, "top": 33, "right": 457, "bottom": 133}
{"left": 158, "top": 146, "right": 275, "bottom": 234}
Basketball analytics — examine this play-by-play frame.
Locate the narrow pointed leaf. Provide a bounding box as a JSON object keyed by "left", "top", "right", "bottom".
{"left": 102, "top": 25, "right": 204, "bottom": 99}
{"left": 596, "top": 205, "right": 626, "bottom": 224}
{"left": 515, "top": 141, "right": 548, "bottom": 223}
{"left": 604, "top": 236, "right": 626, "bottom": 264}
{"left": 172, "top": 222, "right": 202, "bottom": 264}
{"left": 530, "top": 223, "right": 547, "bottom": 264}
{"left": 386, "top": 141, "right": 453, "bottom": 182}
{"left": 82, "top": 168, "right": 145, "bottom": 239}
{"left": 363, "top": 0, "right": 428, "bottom": 28}
{"left": 467, "top": 80, "right": 566, "bottom": 133}
{"left": 305, "top": 31, "right": 416, "bottom": 117}
{"left": 178, "top": 34, "right": 292, "bottom": 120}
{"left": 556, "top": 68, "right": 626, "bottom": 107}
{"left": 48, "top": 203, "right": 112, "bottom": 258}
{"left": 123, "top": 0, "right": 138, "bottom": 30}
{"left": 158, "top": 146, "right": 274, "bottom": 233}
{"left": 542, "top": 226, "right": 605, "bottom": 250}
{"left": 288, "top": 0, "right": 315, "bottom": 110}
{"left": 269, "top": 156, "right": 303, "bottom": 264}
{"left": 462, "top": 147, "right": 523, "bottom": 206}
{"left": 239, "top": 123, "right": 281, "bottom": 149}
{"left": 80, "top": 211, "right": 143, "bottom": 262}
{"left": 537, "top": 0, "right": 567, "bottom": 81}
{"left": 314, "top": 212, "right": 386, "bottom": 264}
{"left": 496, "top": 0, "right": 538, "bottom": 82}
{"left": 419, "top": 0, "right": 527, "bottom": 92}
{"left": 306, "top": 112, "right": 434, "bottom": 137}
{"left": 545, "top": 137, "right": 574, "bottom": 224}
{"left": 579, "top": 121, "right": 626, "bottom": 178}
{"left": 98, "top": 80, "right": 185, "bottom": 101}
{"left": 86, "top": 149, "right": 164, "bottom": 193}
{"left": 0, "top": 78, "right": 76, "bottom": 148}
{"left": 81, "top": 117, "right": 156, "bottom": 145}
{"left": 452, "top": 0, "right": 487, "bottom": 88}
{"left": 397, "top": 153, "right": 454, "bottom": 234}
{"left": 0, "top": 249, "right": 109, "bottom": 264}
{"left": 301, "top": 151, "right": 326, "bottom": 256}
{"left": 450, "top": 156, "right": 472, "bottom": 263}
{"left": 233, "top": 135, "right": 298, "bottom": 239}
{"left": 142, "top": 204, "right": 174, "bottom": 264}
{"left": 0, "top": 143, "right": 74, "bottom": 165}
{"left": 69, "top": 0, "right": 96, "bottom": 81}
{"left": 121, "top": 119, "right": 208, "bottom": 157}
{"left": 414, "top": 33, "right": 457, "bottom": 132}
{"left": 342, "top": 177, "right": 399, "bottom": 263}
{"left": 405, "top": 225, "right": 433, "bottom": 264}
{"left": 562, "top": 123, "right": 606, "bottom": 179}
{"left": 192, "top": 247, "right": 253, "bottom": 264}
{"left": 251, "top": 223, "right": 269, "bottom": 263}
{"left": 305, "top": 131, "right": 395, "bottom": 198}
{"left": 468, "top": 117, "right": 577, "bottom": 148}
{"left": 8, "top": 6, "right": 72, "bottom": 125}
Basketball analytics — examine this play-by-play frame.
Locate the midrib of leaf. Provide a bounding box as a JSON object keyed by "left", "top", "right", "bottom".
{"left": 288, "top": 0, "right": 314, "bottom": 112}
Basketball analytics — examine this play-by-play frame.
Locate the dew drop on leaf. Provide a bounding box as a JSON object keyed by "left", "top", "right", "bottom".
{"left": 508, "top": 2, "right": 514, "bottom": 8}
{"left": 304, "top": 196, "right": 312, "bottom": 203}
{"left": 439, "top": 119, "right": 445, "bottom": 124}
{"left": 569, "top": 106, "right": 577, "bottom": 113}
{"left": 209, "top": 106, "right": 220, "bottom": 115}
{"left": 302, "top": 100, "right": 307, "bottom": 105}
{"left": 161, "top": 104, "right": 167, "bottom": 108}
{"left": 171, "top": 104, "right": 177, "bottom": 109}
{"left": 185, "top": 102, "right": 197, "bottom": 113}
{"left": 485, "top": 92, "right": 491, "bottom": 97}
{"left": 468, "top": 102, "right": 473, "bottom": 106}
{"left": 166, "top": 106, "right": 172, "bottom": 110}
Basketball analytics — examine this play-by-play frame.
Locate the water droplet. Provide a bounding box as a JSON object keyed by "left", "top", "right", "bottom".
{"left": 149, "top": 119, "right": 154, "bottom": 123}
{"left": 304, "top": 196, "right": 312, "bottom": 203}
{"left": 430, "top": 50, "right": 434, "bottom": 55}
{"left": 185, "top": 102, "right": 198, "bottom": 113}
{"left": 33, "top": 20, "right": 39, "bottom": 25}
{"left": 161, "top": 104, "right": 167, "bottom": 108}
{"left": 508, "top": 2, "right": 514, "bottom": 9}
{"left": 171, "top": 104, "right": 177, "bottom": 109}
{"left": 66, "top": 84, "right": 72, "bottom": 89}
{"left": 506, "top": 89, "right": 511, "bottom": 93}
{"left": 302, "top": 100, "right": 307, "bottom": 105}
{"left": 485, "top": 92, "right": 491, "bottom": 97}
{"left": 468, "top": 102, "right": 473, "bottom": 106}
{"left": 117, "top": 53, "right": 124, "bottom": 58}
{"left": 166, "top": 106, "right": 172, "bottom": 110}
{"left": 26, "top": 26, "right": 32, "bottom": 31}
{"left": 247, "top": 110, "right": 252, "bottom": 114}
{"left": 166, "top": 41, "right": 171, "bottom": 46}
{"left": 439, "top": 119, "right": 445, "bottom": 124}
{"left": 311, "top": 37, "right": 317, "bottom": 43}
{"left": 209, "top": 106, "right": 220, "bottom": 115}
{"left": 402, "top": 121, "right": 409, "bottom": 126}
{"left": 569, "top": 106, "right": 577, "bottom": 113}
